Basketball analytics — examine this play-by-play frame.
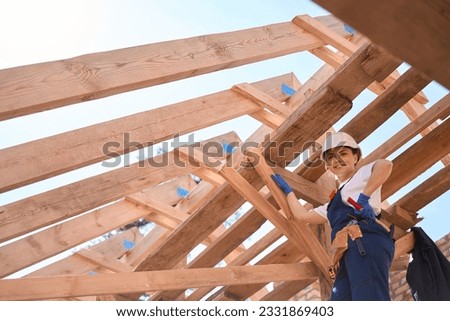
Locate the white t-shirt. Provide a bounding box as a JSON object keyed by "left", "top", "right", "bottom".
{"left": 314, "top": 161, "right": 382, "bottom": 220}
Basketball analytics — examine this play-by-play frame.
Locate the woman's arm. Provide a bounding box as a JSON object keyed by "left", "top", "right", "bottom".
{"left": 286, "top": 192, "right": 327, "bottom": 224}
{"left": 362, "top": 159, "right": 393, "bottom": 197}
{"left": 271, "top": 174, "right": 327, "bottom": 224}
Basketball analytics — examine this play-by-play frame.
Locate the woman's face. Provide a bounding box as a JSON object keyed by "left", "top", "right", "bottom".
{"left": 324, "top": 146, "right": 359, "bottom": 180}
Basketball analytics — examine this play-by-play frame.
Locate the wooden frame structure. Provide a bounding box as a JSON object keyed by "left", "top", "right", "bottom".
{"left": 0, "top": 3, "right": 449, "bottom": 301}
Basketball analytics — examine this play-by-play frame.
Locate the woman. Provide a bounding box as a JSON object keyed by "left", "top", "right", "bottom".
{"left": 272, "top": 132, "right": 395, "bottom": 300}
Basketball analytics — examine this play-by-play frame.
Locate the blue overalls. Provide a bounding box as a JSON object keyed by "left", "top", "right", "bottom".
{"left": 328, "top": 188, "right": 395, "bottom": 300}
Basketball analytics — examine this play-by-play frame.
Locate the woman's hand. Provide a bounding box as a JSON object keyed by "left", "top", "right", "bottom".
{"left": 271, "top": 174, "right": 293, "bottom": 195}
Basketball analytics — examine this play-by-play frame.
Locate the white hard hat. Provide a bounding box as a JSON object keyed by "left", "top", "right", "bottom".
{"left": 321, "top": 132, "right": 360, "bottom": 160}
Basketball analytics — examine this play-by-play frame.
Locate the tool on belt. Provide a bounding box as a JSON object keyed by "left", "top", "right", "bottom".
{"left": 331, "top": 219, "right": 365, "bottom": 270}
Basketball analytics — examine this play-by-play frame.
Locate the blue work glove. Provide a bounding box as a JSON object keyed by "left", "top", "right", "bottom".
{"left": 271, "top": 174, "right": 293, "bottom": 195}
{"left": 355, "top": 193, "right": 376, "bottom": 221}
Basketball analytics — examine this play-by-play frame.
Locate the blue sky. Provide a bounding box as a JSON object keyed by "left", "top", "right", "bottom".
{"left": 0, "top": 0, "right": 448, "bottom": 240}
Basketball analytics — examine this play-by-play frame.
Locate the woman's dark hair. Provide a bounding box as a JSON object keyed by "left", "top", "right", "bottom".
{"left": 323, "top": 147, "right": 362, "bottom": 163}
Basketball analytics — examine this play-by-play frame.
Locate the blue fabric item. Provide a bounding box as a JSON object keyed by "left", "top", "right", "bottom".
{"left": 123, "top": 239, "right": 136, "bottom": 250}
{"left": 271, "top": 174, "right": 292, "bottom": 195}
{"left": 344, "top": 24, "right": 356, "bottom": 35}
{"left": 176, "top": 186, "right": 190, "bottom": 198}
{"left": 355, "top": 193, "right": 376, "bottom": 221}
{"left": 222, "top": 142, "right": 236, "bottom": 154}
{"left": 281, "top": 83, "right": 296, "bottom": 96}
{"left": 328, "top": 188, "right": 394, "bottom": 301}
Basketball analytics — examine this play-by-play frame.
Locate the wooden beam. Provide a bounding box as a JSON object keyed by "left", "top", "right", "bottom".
{"left": 126, "top": 194, "right": 190, "bottom": 227}
{"left": 264, "top": 43, "right": 400, "bottom": 166}
{"left": 313, "top": 0, "right": 450, "bottom": 89}
{"left": 152, "top": 203, "right": 275, "bottom": 301}
{"left": 292, "top": 14, "right": 359, "bottom": 57}
{"left": 140, "top": 175, "right": 198, "bottom": 206}
{"left": 362, "top": 94, "right": 450, "bottom": 165}
{"left": 0, "top": 201, "right": 149, "bottom": 278}
{"left": 123, "top": 227, "right": 169, "bottom": 268}
{"left": 218, "top": 166, "right": 334, "bottom": 285}
{"left": 184, "top": 228, "right": 283, "bottom": 301}
{"left": 25, "top": 228, "right": 142, "bottom": 277}
{"left": 0, "top": 262, "right": 319, "bottom": 300}
{"left": 402, "top": 98, "right": 450, "bottom": 166}
{"left": 340, "top": 67, "right": 431, "bottom": 142}
{"left": 193, "top": 168, "right": 226, "bottom": 187}
{"left": 384, "top": 205, "right": 421, "bottom": 230}
{"left": 75, "top": 249, "right": 134, "bottom": 273}
{"left": 232, "top": 83, "right": 293, "bottom": 117}
{"left": 394, "top": 232, "right": 415, "bottom": 261}
{"left": 382, "top": 118, "right": 450, "bottom": 199}
{"left": 0, "top": 74, "right": 289, "bottom": 193}
{"left": 0, "top": 16, "right": 350, "bottom": 121}
{"left": 0, "top": 132, "right": 238, "bottom": 243}
{"left": 395, "top": 165, "right": 450, "bottom": 213}
{"left": 295, "top": 14, "right": 429, "bottom": 105}
{"left": 210, "top": 242, "right": 306, "bottom": 301}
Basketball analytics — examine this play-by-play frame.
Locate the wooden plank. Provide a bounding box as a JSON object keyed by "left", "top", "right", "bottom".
{"left": 185, "top": 228, "right": 283, "bottom": 301}
{"left": 219, "top": 166, "right": 334, "bottom": 285}
{"left": 123, "top": 227, "right": 169, "bottom": 268}
{"left": 140, "top": 175, "right": 198, "bottom": 206}
{"left": 394, "top": 232, "right": 415, "bottom": 261}
{"left": 402, "top": 98, "right": 450, "bottom": 166}
{"left": 313, "top": 0, "right": 450, "bottom": 89}
{"left": 0, "top": 16, "right": 350, "bottom": 121}
{"left": 210, "top": 242, "right": 306, "bottom": 301}
{"left": 309, "top": 46, "right": 345, "bottom": 69}
{"left": 75, "top": 249, "right": 134, "bottom": 273}
{"left": 295, "top": 14, "right": 428, "bottom": 104}
{"left": 362, "top": 94, "right": 450, "bottom": 165}
{"left": 25, "top": 228, "right": 142, "bottom": 277}
{"left": 285, "top": 64, "right": 335, "bottom": 110}
{"left": 178, "top": 146, "right": 225, "bottom": 172}
{"left": 193, "top": 168, "right": 226, "bottom": 186}
{"left": 0, "top": 262, "right": 319, "bottom": 300}
{"left": 382, "top": 118, "right": 450, "bottom": 199}
{"left": 133, "top": 152, "right": 269, "bottom": 273}
{"left": 248, "top": 109, "right": 285, "bottom": 129}
{"left": 232, "top": 83, "right": 293, "bottom": 117}
{"left": 384, "top": 205, "right": 421, "bottom": 230}
{"left": 293, "top": 14, "right": 359, "bottom": 57}
{"left": 126, "top": 190, "right": 225, "bottom": 247}
{"left": 0, "top": 132, "right": 238, "bottom": 243}
{"left": 126, "top": 194, "right": 190, "bottom": 226}
{"left": 0, "top": 152, "right": 191, "bottom": 244}
{"left": 175, "top": 177, "right": 217, "bottom": 215}
{"left": 0, "top": 75, "right": 288, "bottom": 193}
{"left": 152, "top": 203, "right": 274, "bottom": 301}
{"left": 340, "top": 67, "right": 431, "bottom": 142}
{"left": 247, "top": 147, "right": 297, "bottom": 221}
{"left": 395, "top": 165, "right": 450, "bottom": 213}
{"left": 0, "top": 200, "right": 149, "bottom": 278}
{"left": 264, "top": 43, "right": 400, "bottom": 166}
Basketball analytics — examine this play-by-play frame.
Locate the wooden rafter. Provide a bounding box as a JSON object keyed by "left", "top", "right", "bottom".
{"left": 0, "top": 17, "right": 348, "bottom": 121}
{"left": 0, "top": 262, "right": 319, "bottom": 301}
{"left": 0, "top": 74, "right": 291, "bottom": 193}
{"left": 313, "top": 0, "right": 450, "bottom": 89}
